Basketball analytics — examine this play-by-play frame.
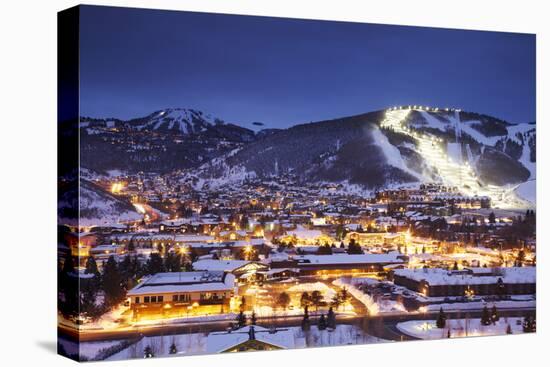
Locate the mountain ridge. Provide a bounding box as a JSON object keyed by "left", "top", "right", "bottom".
{"left": 78, "top": 106, "right": 536, "bottom": 206}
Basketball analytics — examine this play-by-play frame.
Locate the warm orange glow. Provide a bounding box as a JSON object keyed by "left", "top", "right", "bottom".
{"left": 111, "top": 182, "right": 124, "bottom": 194}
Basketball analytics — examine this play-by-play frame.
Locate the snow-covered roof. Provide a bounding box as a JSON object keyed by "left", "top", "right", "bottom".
{"left": 294, "top": 252, "right": 404, "bottom": 266}
{"left": 160, "top": 218, "right": 190, "bottom": 226}
{"left": 206, "top": 325, "right": 295, "bottom": 353}
{"left": 286, "top": 226, "right": 324, "bottom": 240}
{"left": 192, "top": 259, "right": 255, "bottom": 272}
{"left": 393, "top": 267, "right": 535, "bottom": 286}
{"left": 173, "top": 234, "right": 215, "bottom": 243}
{"left": 219, "top": 230, "right": 247, "bottom": 236}
{"left": 128, "top": 271, "right": 234, "bottom": 296}
{"left": 89, "top": 244, "right": 120, "bottom": 252}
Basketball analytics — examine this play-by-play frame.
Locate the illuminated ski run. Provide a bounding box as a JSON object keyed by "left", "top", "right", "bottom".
{"left": 380, "top": 107, "right": 530, "bottom": 209}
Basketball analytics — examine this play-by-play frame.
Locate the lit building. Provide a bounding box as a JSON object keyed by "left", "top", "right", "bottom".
{"left": 271, "top": 253, "right": 407, "bottom": 275}
{"left": 392, "top": 267, "right": 536, "bottom": 297}
{"left": 345, "top": 232, "right": 405, "bottom": 247}
{"left": 280, "top": 226, "right": 333, "bottom": 246}
{"left": 128, "top": 271, "right": 235, "bottom": 320}
{"left": 206, "top": 325, "right": 295, "bottom": 353}
{"left": 192, "top": 259, "right": 269, "bottom": 283}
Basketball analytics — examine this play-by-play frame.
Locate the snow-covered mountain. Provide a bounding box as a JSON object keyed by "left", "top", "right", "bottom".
{"left": 128, "top": 108, "right": 221, "bottom": 134}
{"left": 79, "top": 108, "right": 256, "bottom": 173}
{"left": 184, "top": 106, "right": 535, "bottom": 207}
{"left": 79, "top": 105, "right": 535, "bottom": 206}
{"left": 81, "top": 108, "right": 256, "bottom": 139}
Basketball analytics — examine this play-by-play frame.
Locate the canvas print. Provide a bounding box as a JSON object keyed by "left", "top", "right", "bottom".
{"left": 57, "top": 5, "right": 536, "bottom": 362}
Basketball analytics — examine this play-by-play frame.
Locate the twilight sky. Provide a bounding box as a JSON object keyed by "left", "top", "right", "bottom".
{"left": 79, "top": 5, "right": 536, "bottom": 129}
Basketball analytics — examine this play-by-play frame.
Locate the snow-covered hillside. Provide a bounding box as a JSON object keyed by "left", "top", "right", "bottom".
{"left": 79, "top": 108, "right": 257, "bottom": 174}
{"left": 380, "top": 106, "right": 535, "bottom": 207}
{"left": 79, "top": 179, "right": 142, "bottom": 227}
{"left": 186, "top": 106, "right": 535, "bottom": 208}
{"left": 80, "top": 105, "right": 535, "bottom": 208}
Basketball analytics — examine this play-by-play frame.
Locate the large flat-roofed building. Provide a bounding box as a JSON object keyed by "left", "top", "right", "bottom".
{"left": 392, "top": 267, "right": 536, "bottom": 297}
{"left": 128, "top": 271, "right": 235, "bottom": 320}
{"left": 271, "top": 253, "right": 406, "bottom": 275}
{"left": 192, "top": 259, "right": 269, "bottom": 283}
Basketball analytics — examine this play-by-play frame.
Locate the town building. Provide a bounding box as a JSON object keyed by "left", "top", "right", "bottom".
{"left": 206, "top": 325, "right": 295, "bottom": 353}
{"left": 271, "top": 253, "right": 407, "bottom": 275}
{"left": 192, "top": 259, "right": 269, "bottom": 283}
{"left": 127, "top": 271, "right": 235, "bottom": 320}
{"left": 392, "top": 267, "right": 536, "bottom": 297}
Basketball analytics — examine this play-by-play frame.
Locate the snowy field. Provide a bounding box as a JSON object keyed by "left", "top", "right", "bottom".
{"left": 333, "top": 277, "right": 407, "bottom": 314}
{"left": 287, "top": 281, "right": 337, "bottom": 303}
{"left": 397, "top": 317, "right": 525, "bottom": 339}
{"left": 516, "top": 180, "right": 535, "bottom": 204}
{"left": 101, "top": 325, "right": 387, "bottom": 361}
{"left": 59, "top": 339, "right": 121, "bottom": 361}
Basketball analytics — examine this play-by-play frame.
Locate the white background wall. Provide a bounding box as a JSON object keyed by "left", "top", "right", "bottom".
{"left": 0, "top": 0, "right": 547, "bottom": 365}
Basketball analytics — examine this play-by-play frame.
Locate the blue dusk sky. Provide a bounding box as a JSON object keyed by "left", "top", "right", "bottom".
{"left": 79, "top": 5, "right": 536, "bottom": 128}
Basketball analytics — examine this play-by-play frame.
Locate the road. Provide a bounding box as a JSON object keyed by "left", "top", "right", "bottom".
{"left": 60, "top": 307, "right": 535, "bottom": 343}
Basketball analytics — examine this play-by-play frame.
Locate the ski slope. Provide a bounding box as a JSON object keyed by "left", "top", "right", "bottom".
{"left": 380, "top": 107, "right": 532, "bottom": 209}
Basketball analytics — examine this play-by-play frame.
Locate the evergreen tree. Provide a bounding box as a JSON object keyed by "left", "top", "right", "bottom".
{"left": 506, "top": 324, "right": 513, "bottom": 334}
{"left": 147, "top": 253, "right": 165, "bottom": 275}
{"left": 80, "top": 256, "right": 101, "bottom": 314}
{"left": 236, "top": 311, "right": 246, "bottom": 328}
{"left": 119, "top": 254, "right": 143, "bottom": 289}
{"left": 169, "top": 343, "right": 177, "bottom": 354}
{"left": 495, "top": 277, "right": 506, "bottom": 300}
{"left": 523, "top": 316, "right": 536, "bottom": 333}
{"left": 347, "top": 240, "right": 364, "bottom": 254}
{"left": 480, "top": 306, "right": 492, "bottom": 326}
{"left": 488, "top": 212, "right": 496, "bottom": 224}
{"left": 251, "top": 311, "right": 257, "bottom": 325}
{"left": 340, "top": 288, "right": 349, "bottom": 306}
{"left": 515, "top": 250, "right": 525, "bottom": 267}
{"left": 331, "top": 293, "right": 342, "bottom": 310}
{"left": 102, "top": 256, "right": 125, "bottom": 307}
{"left": 335, "top": 225, "right": 345, "bottom": 241}
{"left": 79, "top": 277, "right": 98, "bottom": 317}
{"left": 60, "top": 256, "right": 79, "bottom": 317}
{"left": 300, "top": 292, "right": 312, "bottom": 310}
{"left": 85, "top": 256, "right": 100, "bottom": 277}
{"left": 311, "top": 290, "right": 323, "bottom": 311}
{"left": 164, "top": 252, "right": 182, "bottom": 272}
{"left": 436, "top": 307, "right": 446, "bottom": 328}
{"left": 317, "top": 244, "right": 333, "bottom": 255}
{"left": 276, "top": 292, "right": 291, "bottom": 310}
{"left": 301, "top": 306, "right": 311, "bottom": 331}
{"left": 144, "top": 346, "right": 154, "bottom": 358}
{"left": 327, "top": 307, "right": 336, "bottom": 329}
{"left": 318, "top": 314, "right": 327, "bottom": 330}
